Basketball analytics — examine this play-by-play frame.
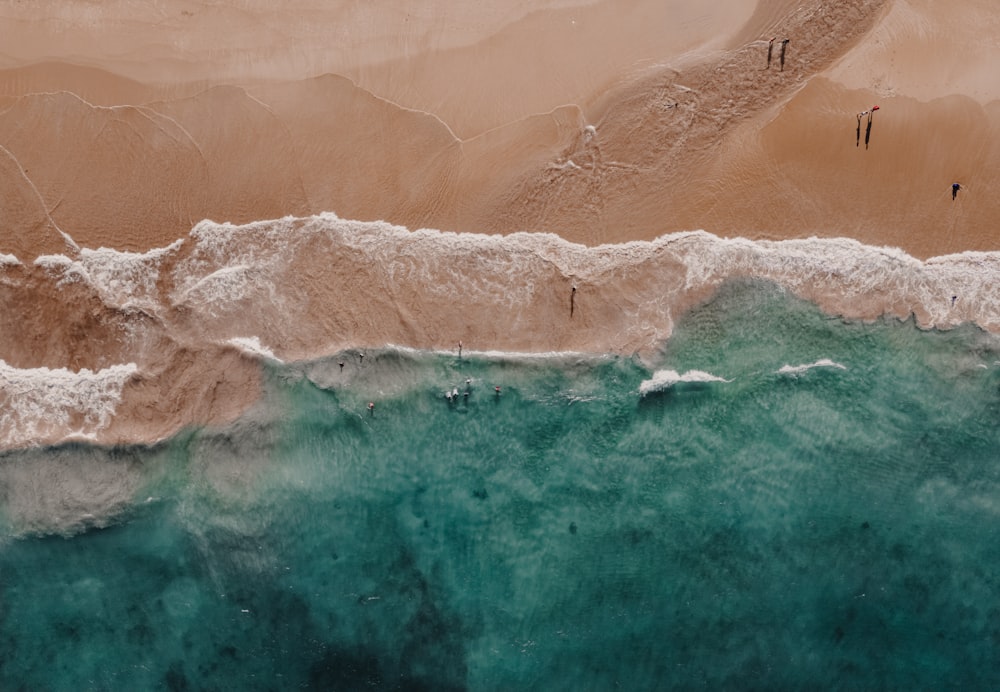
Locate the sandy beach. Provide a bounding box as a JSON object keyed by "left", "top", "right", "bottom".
{"left": 2, "top": 0, "right": 999, "bottom": 448}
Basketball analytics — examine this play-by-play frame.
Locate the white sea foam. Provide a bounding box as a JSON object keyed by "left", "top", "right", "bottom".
{"left": 166, "top": 213, "right": 1000, "bottom": 361}
{"left": 777, "top": 359, "right": 848, "bottom": 375}
{"left": 33, "top": 241, "right": 180, "bottom": 313}
{"left": 77, "top": 244, "right": 179, "bottom": 312}
{"left": 379, "top": 343, "right": 533, "bottom": 359}
{"left": 0, "top": 359, "right": 137, "bottom": 447}
{"left": 33, "top": 253, "right": 75, "bottom": 278}
{"left": 0, "top": 253, "right": 21, "bottom": 267}
{"left": 10, "top": 212, "right": 1000, "bottom": 449}
{"left": 639, "top": 369, "right": 731, "bottom": 395}
{"left": 227, "top": 336, "right": 281, "bottom": 362}
{"left": 173, "top": 216, "right": 320, "bottom": 310}
{"left": 678, "top": 233, "right": 1000, "bottom": 327}
{"left": 38, "top": 216, "right": 1000, "bottom": 338}
{"left": 176, "top": 263, "right": 258, "bottom": 311}
{"left": 457, "top": 349, "right": 608, "bottom": 361}
{"left": 342, "top": 343, "right": 613, "bottom": 365}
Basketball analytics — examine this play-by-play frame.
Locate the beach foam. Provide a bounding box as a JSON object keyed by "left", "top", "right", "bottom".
{"left": 227, "top": 337, "right": 282, "bottom": 363}
{"left": 0, "top": 360, "right": 137, "bottom": 448}
{"left": 5, "top": 212, "right": 1000, "bottom": 448}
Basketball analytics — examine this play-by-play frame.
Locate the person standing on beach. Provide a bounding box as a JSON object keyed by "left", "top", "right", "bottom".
{"left": 779, "top": 38, "right": 790, "bottom": 71}
{"left": 952, "top": 183, "right": 962, "bottom": 200}
{"left": 767, "top": 37, "right": 776, "bottom": 69}
{"left": 856, "top": 106, "right": 878, "bottom": 147}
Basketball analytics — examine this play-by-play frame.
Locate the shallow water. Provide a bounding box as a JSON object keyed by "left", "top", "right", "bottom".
{"left": 2, "top": 280, "right": 1000, "bottom": 690}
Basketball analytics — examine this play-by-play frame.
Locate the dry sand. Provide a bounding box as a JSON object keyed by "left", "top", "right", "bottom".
{"left": 2, "top": 0, "right": 999, "bottom": 448}
{"left": 0, "top": 0, "right": 1000, "bottom": 257}
{"left": 2, "top": 0, "right": 996, "bottom": 257}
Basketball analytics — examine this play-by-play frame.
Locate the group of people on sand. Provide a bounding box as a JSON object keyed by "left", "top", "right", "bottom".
{"left": 764, "top": 34, "right": 965, "bottom": 199}
{"left": 852, "top": 104, "right": 965, "bottom": 199}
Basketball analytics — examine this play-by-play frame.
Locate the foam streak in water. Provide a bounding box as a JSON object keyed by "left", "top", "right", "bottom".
{"left": 777, "top": 358, "right": 848, "bottom": 375}
{"left": 639, "top": 368, "right": 731, "bottom": 394}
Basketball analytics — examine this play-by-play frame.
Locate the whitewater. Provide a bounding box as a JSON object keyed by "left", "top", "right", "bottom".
{"left": 3, "top": 212, "right": 1000, "bottom": 451}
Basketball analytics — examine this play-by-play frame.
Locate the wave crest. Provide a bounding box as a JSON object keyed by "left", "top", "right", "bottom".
{"left": 639, "top": 369, "right": 731, "bottom": 395}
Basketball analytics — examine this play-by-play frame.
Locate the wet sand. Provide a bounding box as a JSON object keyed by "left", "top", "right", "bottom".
{"left": 2, "top": 0, "right": 999, "bottom": 448}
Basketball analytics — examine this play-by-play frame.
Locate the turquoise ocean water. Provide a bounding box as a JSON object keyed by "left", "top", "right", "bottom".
{"left": 2, "top": 279, "right": 1000, "bottom": 690}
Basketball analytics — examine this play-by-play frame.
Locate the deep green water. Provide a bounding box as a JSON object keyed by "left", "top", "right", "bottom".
{"left": 3, "top": 280, "right": 1000, "bottom": 690}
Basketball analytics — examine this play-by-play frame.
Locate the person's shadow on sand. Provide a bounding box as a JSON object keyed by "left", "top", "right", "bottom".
{"left": 865, "top": 111, "right": 873, "bottom": 149}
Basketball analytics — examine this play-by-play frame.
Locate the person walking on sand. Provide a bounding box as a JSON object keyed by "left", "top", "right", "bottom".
{"left": 767, "top": 37, "right": 776, "bottom": 69}
{"left": 952, "top": 182, "right": 962, "bottom": 200}
{"left": 779, "top": 38, "right": 790, "bottom": 71}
